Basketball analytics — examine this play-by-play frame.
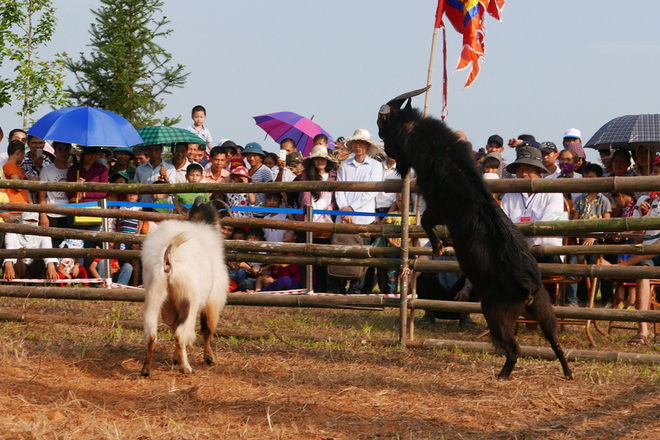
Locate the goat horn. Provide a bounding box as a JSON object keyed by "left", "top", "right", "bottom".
{"left": 217, "top": 200, "right": 234, "bottom": 218}
{"left": 378, "top": 104, "right": 391, "bottom": 115}
{"left": 386, "top": 85, "right": 432, "bottom": 109}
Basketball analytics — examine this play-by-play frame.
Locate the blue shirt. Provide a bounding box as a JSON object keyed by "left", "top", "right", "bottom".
{"left": 335, "top": 155, "right": 383, "bottom": 225}
{"left": 134, "top": 160, "right": 176, "bottom": 203}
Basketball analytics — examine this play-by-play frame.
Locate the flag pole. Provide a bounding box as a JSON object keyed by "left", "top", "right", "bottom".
{"left": 423, "top": 26, "right": 439, "bottom": 118}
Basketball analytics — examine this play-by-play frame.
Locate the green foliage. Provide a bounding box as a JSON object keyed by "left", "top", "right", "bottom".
{"left": 65, "top": 0, "right": 189, "bottom": 128}
{"left": 0, "top": 0, "right": 68, "bottom": 129}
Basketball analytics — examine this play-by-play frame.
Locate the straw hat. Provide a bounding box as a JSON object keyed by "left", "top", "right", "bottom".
{"left": 303, "top": 145, "right": 338, "bottom": 167}
{"left": 345, "top": 129, "right": 385, "bottom": 158}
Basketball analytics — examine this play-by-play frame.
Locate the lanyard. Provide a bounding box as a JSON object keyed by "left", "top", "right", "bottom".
{"left": 520, "top": 193, "right": 537, "bottom": 215}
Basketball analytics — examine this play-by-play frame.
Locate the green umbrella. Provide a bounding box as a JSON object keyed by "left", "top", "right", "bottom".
{"left": 135, "top": 126, "right": 206, "bottom": 146}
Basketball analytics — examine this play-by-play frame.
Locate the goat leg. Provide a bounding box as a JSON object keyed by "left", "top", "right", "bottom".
{"left": 420, "top": 210, "right": 445, "bottom": 256}
{"left": 200, "top": 308, "right": 218, "bottom": 365}
{"left": 141, "top": 336, "right": 156, "bottom": 377}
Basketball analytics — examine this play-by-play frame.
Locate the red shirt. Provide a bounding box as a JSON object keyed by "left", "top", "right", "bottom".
{"left": 66, "top": 162, "right": 109, "bottom": 202}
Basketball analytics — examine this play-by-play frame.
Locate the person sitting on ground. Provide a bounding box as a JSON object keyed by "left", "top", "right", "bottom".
{"left": 231, "top": 227, "right": 265, "bottom": 292}
{"left": 89, "top": 255, "right": 133, "bottom": 286}
{"left": 56, "top": 239, "right": 88, "bottom": 281}
{"left": 256, "top": 230, "right": 302, "bottom": 292}
{"left": 3, "top": 212, "right": 58, "bottom": 282}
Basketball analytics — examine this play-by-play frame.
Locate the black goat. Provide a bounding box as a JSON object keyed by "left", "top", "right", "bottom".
{"left": 377, "top": 86, "right": 572, "bottom": 379}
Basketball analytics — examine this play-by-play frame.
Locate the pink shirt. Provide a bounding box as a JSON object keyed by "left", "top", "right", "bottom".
{"left": 202, "top": 167, "right": 231, "bottom": 184}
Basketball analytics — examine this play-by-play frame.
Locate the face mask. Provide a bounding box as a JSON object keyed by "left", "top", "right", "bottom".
{"left": 559, "top": 162, "right": 575, "bottom": 174}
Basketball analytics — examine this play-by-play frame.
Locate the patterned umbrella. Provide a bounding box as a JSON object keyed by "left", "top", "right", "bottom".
{"left": 27, "top": 106, "right": 143, "bottom": 147}
{"left": 585, "top": 114, "right": 660, "bottom": 150}
{"left": 135, "top": 125, "right": 206, "bottom": 146}
{"left": 253, "top": 111, "right": 334, "bottom": 156}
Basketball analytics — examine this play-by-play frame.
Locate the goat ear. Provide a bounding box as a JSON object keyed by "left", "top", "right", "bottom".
{"left": 404, "top": 98, "right": 412, "bottom": 110}
{"left": 173, "top": 197, "right": 190, "bottom": 217}
{"left": 386, "top": 85, "right": 432, "bottom": 110}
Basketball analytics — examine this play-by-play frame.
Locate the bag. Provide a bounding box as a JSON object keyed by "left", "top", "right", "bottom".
{"left": 327, "top": 234, "right": 369, "bottom": 280}
{"left": 74, "top": 207, "right": 102, "bottom": 226}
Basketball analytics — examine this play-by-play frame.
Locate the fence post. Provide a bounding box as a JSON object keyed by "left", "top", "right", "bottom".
{"left": 100, "top": 198, "right": 112, "bottom": 286}
{"left": 399, "top": 173, "right": 412, "bottom": 346}
{"left": 305, "top": 205, "right": 314, "bottom": 294}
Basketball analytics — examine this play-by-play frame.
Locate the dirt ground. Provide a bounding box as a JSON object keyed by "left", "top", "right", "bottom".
{"left": 1, "top": 296, "right": 660, "bottom": 439}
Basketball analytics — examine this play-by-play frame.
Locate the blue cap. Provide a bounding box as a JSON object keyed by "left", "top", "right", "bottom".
{"left": 243, "top": 142, "right": 265, "bottom": 157}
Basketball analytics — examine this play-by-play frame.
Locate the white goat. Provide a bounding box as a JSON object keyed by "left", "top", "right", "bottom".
{"left": 141, "top": 197, "right": 230, "bottom": 376}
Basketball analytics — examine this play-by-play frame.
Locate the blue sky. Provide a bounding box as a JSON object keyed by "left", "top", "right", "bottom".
{"left": 1, "top": 1, "right": 658, "bottom": 166}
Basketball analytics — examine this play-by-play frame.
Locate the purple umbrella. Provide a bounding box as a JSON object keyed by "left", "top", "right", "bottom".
{"left": 253, "top": 111, "right": 334, "bottom": 156}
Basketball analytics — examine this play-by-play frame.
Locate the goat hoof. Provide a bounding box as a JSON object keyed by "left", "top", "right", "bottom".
{"left": 205, "top": 358, "right": 216, "bottom": 366}
{"left": 141, "top": 369, "right": 150, "bottom": 377}
{"left": 564, "top": 371, "right": 574, "bottom": 380}
{"left": 432, "top": 246, "right": 445, "bottom": 258}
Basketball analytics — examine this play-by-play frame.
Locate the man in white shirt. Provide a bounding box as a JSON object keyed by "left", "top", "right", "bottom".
{"left": 328, "top": 129, "right": 383, "bottom": 294}
{"left": 163, "top": 142, "right": 190, "bottom": 184}
{"left": 3, "top": 212, "right": 58, "bottom": 282}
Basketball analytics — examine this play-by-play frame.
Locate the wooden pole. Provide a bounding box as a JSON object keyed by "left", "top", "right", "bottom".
{"left": 423, "top": 27, "right": 439, "bottom": 117}
{"left": 399, "top": 173, "right": 412, "bottom": 346}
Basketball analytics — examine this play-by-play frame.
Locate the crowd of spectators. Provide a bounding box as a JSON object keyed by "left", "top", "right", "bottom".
{"left": 0, "top": 108, "right": 657, "bottom": 344}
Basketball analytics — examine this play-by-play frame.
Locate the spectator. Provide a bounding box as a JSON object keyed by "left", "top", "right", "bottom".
{"left": 108, "top": 146, "right": 136, "bottom": 180}
{"left": 328, "top": 129, "right": 383, "bottom": 294}
{"left": 132, "top": 145, "right": 148, "bottom": 167}
{"left": 176, "top": 163, "right": 209, "bottom": 205}
{"left": 222, "top": 140, "right": 238, "bottom": 168}
{"left": 333, "top": 136, "right": 351, "bottom": 163}
{"left": 275, "top": 138, "right": 298, "bottom": 183}
{"left": 385, "top": 192, "right": 417, "bottom": 294}
{"left": 283, "top": 151, "right": 304, "bottom": 209}
{"left": 66, "top": 146, "right": 109, "bottom": 207}
{"left": 599, "top": 147, "right": 614, "bottom": 176}
{"left": 264, "top": 152, "right": 278, "bottom": 173}
{"left": 558, "top": 148, "right": 584, "bottom": 203}
{"left": 3, "top": 140, "right": 31, "bottom": 205}
{"left": 501, "top": 147, "right": 564, "bottom": 264}
{"left": 301, "top": 145, "right": 338, "bottom": 222}
{"left": 22, "top": 135, "right": 49, "bottom": 182}
{"left": 163, "top": 142, "right": 190, "bottom": 183}
{"left": 633, "top": 144, "right": 656, "bottom": 177}
{"left": 227, "top": 166, "right": 255, "bottom": 218}
{"left": 134, "top": 144, "right": 175, "bottom": 203}
{"left": 234, "top": 227, "right": 265, "bottom": 292}
{"left": 256, "top": 230, "right": 302, "bottom": 292}
{"left": 540, "top": 142, "right": 560, "bottom": 178}
{"left": 185, "top": 105, "right": 213, "bottom": 150}
{"left": 38, "top": 141, "right": 72, "bottom": 246}
{"left": 56, "top": 239, "right": 88, "bottom": 281}
{"left": 196, "top": 144, "right": 208, "bottom": 167}
{"left": 482, "top": 151, "right": 503, "bottom": 178}
{"left": 563, "top": 128, "right": 586, "bottom": 173}
{"left": 262, "top": 193, "right": 292, "bottom": 243}
{"left": 186, "top": 143, "right": 199, "bottom": 164}
{"left": 375, "top": 153, "right": 401, "bottom": 215}
{"left": 8, "top": 128, "right": 26, "bottom": 144}
{"left": 3, "top": 212, "right": 58, "bottom": 282}
{"left": 202, "top": 146, "right": 231, "bottom": 184}
{"left": 244, "top": 142, "right": 273, "bottom": 216}
{"left": 566, "top": 164, "right": 611, "bottom": 307}
{"left": 89, "top": 257, "right": 133, "bottom": 286}
{"left": 118, "top": 183, "right": 142, "bottom": 286}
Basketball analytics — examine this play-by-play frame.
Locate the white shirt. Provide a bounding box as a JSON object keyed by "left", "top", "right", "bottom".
{"left": 335, "top": 155, "right": 383, "bottom": 225}
{"left": 164, "top": 157, "right": 191, "bottom": 184}
{"left": 184, "top": 124, "right": 213, "bottom": 144}
{"left": 40, "top": 162, "right": 70, "bottom": 218}
{"left": 264, "top": 212, "right": 288, "bottom": 242}
{"left": 501, "top": 192, "right": 564, "bottom": 247}
{"left": 134, "top": 160, "right": 177, "bottom": 203}
{"left": 4, "top": 233, "right": 58, "bottom": 267}
{"left": 634, "top": 195, "right": 660, "bottom": 245}
{"left": 375, "top": 162, "right": 401, "bottom": 210}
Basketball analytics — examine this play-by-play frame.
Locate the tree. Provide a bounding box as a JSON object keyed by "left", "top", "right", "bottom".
{"left": 0, "top": 0, "right": 68, "bottom": 129}
{"left": 65, "top": 0, "right": 188, "bottom": 128}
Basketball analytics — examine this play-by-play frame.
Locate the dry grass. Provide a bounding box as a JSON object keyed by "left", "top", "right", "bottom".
{"left": 1, "top": 296, "right": 660, "bottom": 439}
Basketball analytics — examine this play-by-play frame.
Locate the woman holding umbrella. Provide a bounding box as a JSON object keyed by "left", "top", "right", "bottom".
{"left": 66, "top": 146, "right": 109, "bottom": 241}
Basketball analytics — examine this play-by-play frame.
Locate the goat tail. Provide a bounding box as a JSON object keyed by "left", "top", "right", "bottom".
{"left": 163, "top": 232, "right": 192, "bottom": 277}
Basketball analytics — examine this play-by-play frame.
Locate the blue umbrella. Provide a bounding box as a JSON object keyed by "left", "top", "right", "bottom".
{"left": 27, "top": 106, "right": 143, "bottom": 148}
{"left": 585, "top": 114, "right": 660, "bottom": 150}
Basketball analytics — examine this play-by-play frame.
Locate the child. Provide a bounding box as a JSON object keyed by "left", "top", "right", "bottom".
{"left": 227, "top": 166, "right": 255, "bottom": 218}
{"left": 57, "top": 239, "right": 88, "bottom": 281}
{"left": 176, "top": 163, "right": 209, "bottom": 205}
{"left": 230, "top": 228, "right": 246, "bottom": 241}
{"left": 263, "top": 193, "right": 293, "bottom": 242}
{"left": 89, "top": 256, "right": 133, "bottom": 286}
{"left": 185, "top": 105, "right": 213, "bottom": 150}
{"left": 229, "top": 227, "right": 264, "bottom": 292}
{"left": 256, "top": 231, "right": 302, "bottom": 292}
{"left": 118, "top": 183, "right": 143, "bottom": 286}
{"left": 384, "top": 193, "right": 417, "bottom": 294}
